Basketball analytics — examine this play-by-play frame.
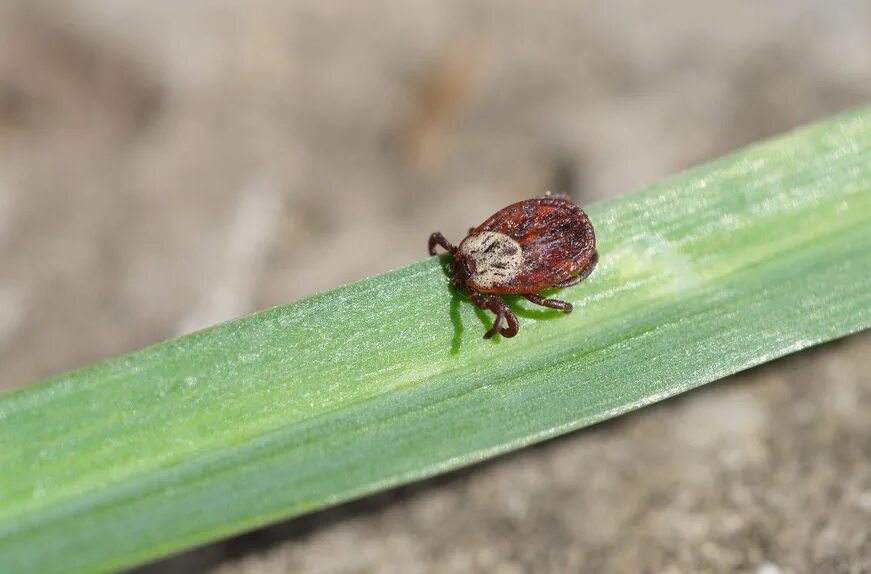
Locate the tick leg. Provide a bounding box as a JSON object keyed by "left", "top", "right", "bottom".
{"left": 468, "top": 290, "right": 519, "bottom": 339}
{"left": 428, "top": 232, "right": 456, "bottom": 256}
{"left": 499, "top": 302, "right": 519, "bottom": 338}
{"left": 554, "top": 250, "right": 599, "bottom": 288}
{"left": 524, "top": 293, "right": 573, "bottom": 313}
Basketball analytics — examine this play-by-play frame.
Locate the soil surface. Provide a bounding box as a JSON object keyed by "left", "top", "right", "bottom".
{"left": 1, "top": 1, "right": 869, "bottom": 572}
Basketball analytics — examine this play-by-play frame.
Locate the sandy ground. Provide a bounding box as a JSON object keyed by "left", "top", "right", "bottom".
{"left": 1, "top": 1, "right": 870, "bottom": 572}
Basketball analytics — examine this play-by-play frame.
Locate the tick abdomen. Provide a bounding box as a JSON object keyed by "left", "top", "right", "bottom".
{"left": 473, "top": 197, "right": 596, "bottom": 293}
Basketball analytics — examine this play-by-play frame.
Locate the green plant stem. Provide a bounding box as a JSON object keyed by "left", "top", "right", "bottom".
{"left": 1, "top": 106, "right": 871, "bottom": 573}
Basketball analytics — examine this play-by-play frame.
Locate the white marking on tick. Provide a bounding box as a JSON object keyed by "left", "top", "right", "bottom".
{"left": 458, "top": 231, "right": 522, "bottom": 289}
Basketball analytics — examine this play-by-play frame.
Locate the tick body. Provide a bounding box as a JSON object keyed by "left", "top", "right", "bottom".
{"left": 429, "top": 195, "right": 597, "bottom": 339}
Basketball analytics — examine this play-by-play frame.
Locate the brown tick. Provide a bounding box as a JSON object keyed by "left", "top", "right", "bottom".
{"left": 429, "top": 194, "right": 598, "bottom": 339}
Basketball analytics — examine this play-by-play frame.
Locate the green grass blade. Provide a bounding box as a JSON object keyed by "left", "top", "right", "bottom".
{"left": 2, "top": 107, "right": 871, "bottom": 573}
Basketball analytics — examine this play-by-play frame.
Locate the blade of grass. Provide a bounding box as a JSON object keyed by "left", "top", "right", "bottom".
{"left": 2, "top": 107, "right": 871, "bottom": 573}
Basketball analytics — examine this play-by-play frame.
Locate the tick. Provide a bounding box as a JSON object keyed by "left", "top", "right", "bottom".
{"left": 429, "top": 194, "right": 598, "bottom": 339}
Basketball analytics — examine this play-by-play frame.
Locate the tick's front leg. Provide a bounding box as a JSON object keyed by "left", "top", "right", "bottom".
{"left": 468, "top": 289, "right": 519, "bottom": 339}
{"left": 428, "top": 232, "right": 456, "bottom": 256}
{"left": 495, "top": 300, "right": 519, "bottom": 338}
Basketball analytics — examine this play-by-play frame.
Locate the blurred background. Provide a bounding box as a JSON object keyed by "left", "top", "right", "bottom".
{"left": 1, "top": 1, "right": 869, "bottom": 572}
